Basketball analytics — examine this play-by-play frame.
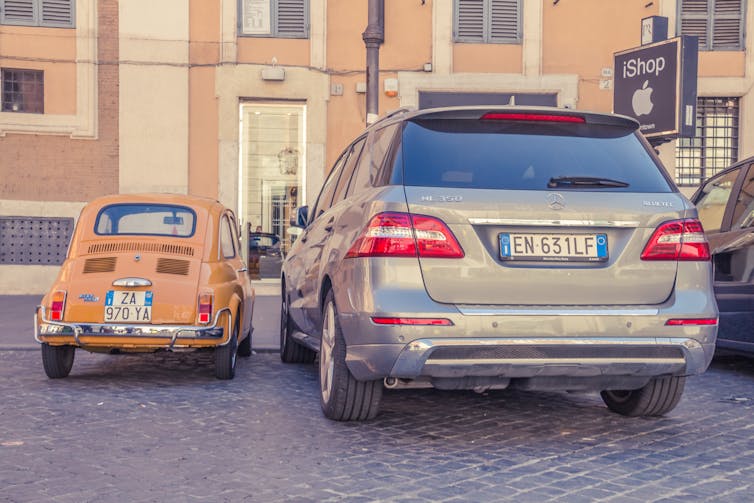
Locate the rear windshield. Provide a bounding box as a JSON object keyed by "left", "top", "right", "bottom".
{"left": 95, "top": 204, "right": 197, "bottom": 237}
{"left": 401, "top": 119, "right": 673, "bottom": 192}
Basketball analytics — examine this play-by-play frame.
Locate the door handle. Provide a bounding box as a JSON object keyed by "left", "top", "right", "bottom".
{"left": 237, "top": 267, "right": 248, "bottom": 273}
{"left": 324, "top": 217, "right": 335, "bottom": 233}
{"left": 324, "top": 225, "right": 334, "bottom": 232}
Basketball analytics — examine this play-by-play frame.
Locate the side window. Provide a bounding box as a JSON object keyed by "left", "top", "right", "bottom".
{"left": 346, "top": 142, "right": 372, "bottom": 198}
{"left": 333, "top": 138, "right": 366, "bottom": 203}
{"left": 311, "top": 151, "right": 347, "bottom": 221}
{"left": 228, "top": 213, "right": 243, "bottom": 255}
{"left": 220, "top": 215, "right": 236, "bottom": 258}
{"left": 695, "top": 167, "right": 741, "bottom": 233}
{"left": 365, "top": 123, "right": 400, "bottom": 189}
{"left": 731, "top": 164, "right": 754, "bottom": 230}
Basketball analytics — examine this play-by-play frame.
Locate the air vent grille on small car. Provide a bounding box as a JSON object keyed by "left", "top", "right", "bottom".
{"left": 83, "top": 257, "right": 117, "bottom": 273}
{"left": 156, "top": 258, "right": 190, "bottom": 276}
{"left": 87, "top": 242, "right": 195, "bottom": 257}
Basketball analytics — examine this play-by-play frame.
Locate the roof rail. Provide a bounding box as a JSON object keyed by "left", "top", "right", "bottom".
{"left": 369, "top": 107, "right": 415, "bottom": 128}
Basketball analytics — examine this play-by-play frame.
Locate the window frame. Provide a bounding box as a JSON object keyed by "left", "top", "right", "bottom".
{"left": 453, "top": 0, "right": 522, "bottom": 44}
{"left": 676, "top": 96, "right": 740, "bottom": 187}
{"left": 238, "top": 0, "right": 309, "bottom": 39}
{"left": 677, "top": 0, "right": 745, "bottom": 51}
{"left": 0, "top": 0, "right": 75, "bottom": 28}
{"left": 1, "top": 68, "right": 44, "bottom": 114}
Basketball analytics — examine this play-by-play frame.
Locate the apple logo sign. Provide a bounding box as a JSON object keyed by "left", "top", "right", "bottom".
{"left": 632, "top": 80, "right": 654, "bottom": 116}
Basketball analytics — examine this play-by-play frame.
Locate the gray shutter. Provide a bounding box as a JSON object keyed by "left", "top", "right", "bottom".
{"left": 277, "top": 0, "right": 307, "bottom": 38}
{"left": 712, "top": 0, "right": 743, "bottom": 49}
{"left": 456, "top": 0, "right": 484, "bottom": 42}
{"left": 680, "top": 0, "right": 710, "bottom": 49}
{"left": 1, "top": 0, "right": 37, "bottom": 25}
{"left": 40, "top": 0, "right": 72, "bottom": 27}
{"left": 489, "top": 0, "right": 519, "bottom": 42}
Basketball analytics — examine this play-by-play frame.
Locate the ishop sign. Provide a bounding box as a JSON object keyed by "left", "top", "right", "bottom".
{"left": 614, "top": 36, "right": 698, "bottom": 139}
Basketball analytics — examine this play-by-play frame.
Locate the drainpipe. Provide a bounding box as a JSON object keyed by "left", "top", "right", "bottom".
{"left": 363, "top": 0, "right": 384, "bottom": 125}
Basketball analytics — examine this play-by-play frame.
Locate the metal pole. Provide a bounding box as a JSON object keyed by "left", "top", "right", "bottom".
{"left": 363, "top": 0, "right": 384, "bottom": 125}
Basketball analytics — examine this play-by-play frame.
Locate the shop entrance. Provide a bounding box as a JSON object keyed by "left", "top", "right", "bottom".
{"left": 239, "top": 102, "right": 306, "bottom": 280}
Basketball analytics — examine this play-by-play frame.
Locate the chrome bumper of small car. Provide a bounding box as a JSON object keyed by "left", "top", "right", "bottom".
{"left": 34, "top": 305, "right": 231, "bottom": 349}
{"left": 388, "top": 337, "right": 712, "bottom": 379}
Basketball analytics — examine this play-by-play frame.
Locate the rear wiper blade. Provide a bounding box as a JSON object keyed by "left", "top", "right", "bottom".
{"left": 548, "top": 176, "right": 630, "bottom": 188}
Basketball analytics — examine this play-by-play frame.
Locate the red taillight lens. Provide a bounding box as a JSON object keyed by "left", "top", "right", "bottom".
{"left": 480, "top": 112, "right": 586, "bottom": 123}
{"left": 50, "top": 291, "right": 66, "bottom": 321}
{"left": 665, "top": 318, "right": 718, "bottom": 326}
{"left": 641, "top": 219, "right": 710, "bottom": 261}
{"left": 371, "top": 317, "right": 453, "bottom": 326}
{"left": 198, "top": 293, "right": 213, "bottom": 324}
{"left": 346, "top": 212, "right": 464, "bottom": 259}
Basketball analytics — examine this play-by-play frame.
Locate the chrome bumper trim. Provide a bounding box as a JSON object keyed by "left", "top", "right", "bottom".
{"left": 456, "top": 306, "right": 660, "bottom": 316}
{"left": 34, "top": 305, "right": 231, "bottom": 348}
{"left": 468, "top": 218, "right": 640, "bottom": 227}
{"left": 390, "top": 337, "right": 709, "bottom": 378}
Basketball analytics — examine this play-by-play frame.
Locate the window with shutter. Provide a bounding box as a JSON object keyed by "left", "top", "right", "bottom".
{"left": 678, "top": 0, "right": 743, "bottom": 50}
{"left": 1, "top": 0, "right": 73, "bottom": 27}
{"left": 239, "top": 0, "right": 308, "bottom": 38}
{"left": 454, "top": 0, "right": 521, "bottom": 44}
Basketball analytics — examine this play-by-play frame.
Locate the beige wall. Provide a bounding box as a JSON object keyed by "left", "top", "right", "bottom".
{"left": 0, "top": 26, "right": 77, "bottom": 114}
{"left": 119, "top": 0, "right": 190, "bottom": 195}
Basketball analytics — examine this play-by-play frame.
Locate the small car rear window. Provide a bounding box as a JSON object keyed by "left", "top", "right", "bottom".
{"left": 95, "top": 204, "right": 197, "bottom": 237}
{"left": 401, "top": 119, "right": 673, "bottom": 193}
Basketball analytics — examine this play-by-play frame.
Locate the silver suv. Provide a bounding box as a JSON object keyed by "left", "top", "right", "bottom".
{"left": 280, "top": 106, "right": 718, "bottom": 421}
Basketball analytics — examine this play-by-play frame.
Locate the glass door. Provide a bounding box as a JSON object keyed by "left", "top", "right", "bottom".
{"left": 239, "top": 102, "right": 306, "bottom": 280}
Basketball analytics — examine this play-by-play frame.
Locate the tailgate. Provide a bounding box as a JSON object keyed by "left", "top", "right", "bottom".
{"left": 406, "top": 187, "right": 687, "bottom": 306}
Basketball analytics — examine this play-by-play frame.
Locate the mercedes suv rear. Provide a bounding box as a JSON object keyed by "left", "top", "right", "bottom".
{"left": 280, "top": 106, "right": 718, "bottom": 421}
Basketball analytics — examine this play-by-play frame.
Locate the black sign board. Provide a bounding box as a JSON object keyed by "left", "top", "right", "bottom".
{"left": 614, "top": 36, "right": 698, "bottom": 139}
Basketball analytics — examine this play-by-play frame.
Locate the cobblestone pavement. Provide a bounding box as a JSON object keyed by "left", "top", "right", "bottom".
{"left": 2, "top": 349, "right": 754, "bottom": 502}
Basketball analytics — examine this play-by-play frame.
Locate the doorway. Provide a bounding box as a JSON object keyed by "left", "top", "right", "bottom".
{"left": 239, "top": 102, "right": 306, "bottom": 280}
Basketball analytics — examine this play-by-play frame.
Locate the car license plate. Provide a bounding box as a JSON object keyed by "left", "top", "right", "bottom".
{"left": 104, "top": 290, "right": 153, "bottom": 322}
{"left": 499, "top": 233, "right": 608, "bottom": 262}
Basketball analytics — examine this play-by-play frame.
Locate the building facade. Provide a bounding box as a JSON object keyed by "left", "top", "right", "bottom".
{"left": 0, "top": 0, "right": 752, "bottom": 293}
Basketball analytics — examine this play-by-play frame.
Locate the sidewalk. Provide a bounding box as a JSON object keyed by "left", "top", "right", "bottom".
{"left": 0, "top": 279, "right": 281, "bottom": 352}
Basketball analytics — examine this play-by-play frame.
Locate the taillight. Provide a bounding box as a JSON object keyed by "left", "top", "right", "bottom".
{"left": 371, "top": 317, "right": 453, "bottom": 326}
{"left": 480, "top": 112, "right": 586, "bottom": 123}
{"left": 346, "top": 212, "right": 464, "bottom": 259}
{"left": 641, "top": 219, "right": 710, "bottom": 261}
{"left": 198, "top": 292, "right": 213, "bottom": 324}
{"left": 50, "top": 290, "right": 66, "bottom": 321}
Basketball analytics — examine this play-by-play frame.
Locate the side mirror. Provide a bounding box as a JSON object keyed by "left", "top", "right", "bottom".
{"left": 295, "top": 206, "right": 309, "bottom": 228}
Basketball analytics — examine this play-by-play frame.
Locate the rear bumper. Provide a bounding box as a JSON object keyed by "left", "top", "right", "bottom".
{"left": 339, "top": 304, "right": 718, "bottom": 384}
{"left": 346, "top": 335, "right": 715, "bottom": 386}
{"left": 35, "top": 305, "right": 231, "bottom": 350}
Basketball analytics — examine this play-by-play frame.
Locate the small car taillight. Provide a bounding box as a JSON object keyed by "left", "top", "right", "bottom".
{"left": 198, "top": 292, "right": 213, "bottom": 324}
{"left": 641, "top": 219, "right": 711, "bottom": 261}
{"left": 50, "top": 290, "right": 66, "bottom": 321}
{"left": 346, "top": 212, "right": 464, "bottom": 259}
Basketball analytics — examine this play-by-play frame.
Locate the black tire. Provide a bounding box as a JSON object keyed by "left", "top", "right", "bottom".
{"left": 319, "top": 289, "right": 382, "bottom": 421}
{"left": 601, "top": 375, "right": 686, "bottom": 417}
{"left": 41, "top": 343, "right": 75, "bottom": 378}
{"left": 215, "top": 315, "right": 238, "bottom": 380}
{"left": 238, "top": 321, "right": 252, "bottom": 357}
{"left": 280, "top": 289, "right": 316, "bottom": 364}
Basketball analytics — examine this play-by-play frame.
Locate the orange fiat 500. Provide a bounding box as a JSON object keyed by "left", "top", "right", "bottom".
{"left": 35, "top": 194, "right": 254, "bottom": 380}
